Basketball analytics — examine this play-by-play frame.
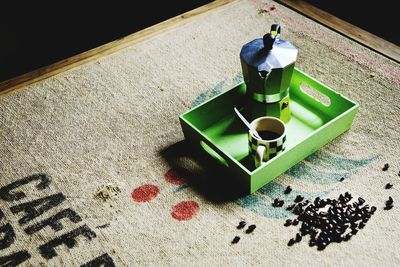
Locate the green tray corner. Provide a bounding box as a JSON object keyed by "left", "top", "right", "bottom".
{"left": 179, "top": 68, "right": 359, "bottom": 194}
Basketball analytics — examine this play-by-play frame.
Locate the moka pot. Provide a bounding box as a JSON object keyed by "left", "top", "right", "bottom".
{"left": 240, "top": 24, "right": 298, "bottom": 123}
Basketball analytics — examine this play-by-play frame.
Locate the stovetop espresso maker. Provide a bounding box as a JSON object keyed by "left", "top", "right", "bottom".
{"left": 240, "top": 24, "right": 298, "bottom": 123}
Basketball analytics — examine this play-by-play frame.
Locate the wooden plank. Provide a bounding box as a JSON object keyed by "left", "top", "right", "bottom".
{"left": 277, "top": 0, "right": 400, "bottom": 63}
{"left": 0, "top": 0, "right": 238, "bottom": 96}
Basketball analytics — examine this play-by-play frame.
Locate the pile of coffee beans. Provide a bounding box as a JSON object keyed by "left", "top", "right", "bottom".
{"left": 282, "top": 192, "right": 377, "bottom": 250}
{"left": 275, "top": 163, "right": 397, "bottom": 250}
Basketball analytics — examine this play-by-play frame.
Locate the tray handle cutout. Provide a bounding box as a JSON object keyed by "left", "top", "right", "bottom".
{"left": 200, "top": 141, "right": 230, "bottom": 167}
{"left": 300, "top": 82, "right": 331, "bottom": 106}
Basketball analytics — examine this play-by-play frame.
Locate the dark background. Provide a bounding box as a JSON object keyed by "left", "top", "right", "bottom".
{"left": 1, "top": 1, "right": 398, "bottom": 82}
{"left": 0, "top": 1, "right": 212, "bottom": 82}
{"left": 303, "top": 0, "right": 399, "bottom": 46}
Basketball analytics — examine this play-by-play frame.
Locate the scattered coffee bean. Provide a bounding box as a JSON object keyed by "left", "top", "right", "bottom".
{"left": 292, "top": 219, "right": 299, "bottom": 226}
{"left": 231, "top": 236, "right": 240, "bottom": 244}
{"left": 384, "top": 205, "right": 393, "bottom": 210}
{"left": 237, "top": 221, "right": 246, "bottom": 229}
{"left": 318, "top": 243, "right": 328, "bottom": 251}
{"left": 294, "top": 195, "right": 304, "bottom": 203}
{"left": 343, "top": 233, "right": 352, "bottom": 241}
{"left": 286, "top": 204, "right": 295, "bottom": 211}
{"left": 246, "top": 224, "right": 256, "bottom": 234}
{"left": 284, "top": 219, "right": 292, "bottom": 226}
{"left": 382, "top": 163, "right": 389, "bottom": 171}
{"left": 339, "top": 177, "right": 345, "bottom": 182}
{"left": 385, "top": 183, "right": 393, "bottom": 189}
{"left": 288, "top": 238, "right": 295, "bottom": 246}
{"left": 398, "top": 171, "right": 400, "bottom": 177}
{"left": 284, "top": 186, "right": 292, "bottom": 194}
{"left": 295, "top": 233, "right": 302, "bottom": 242}
{"left": 384, "top": 197, "right": 394, "bottom": 210}
{"left": 370, "top": 206, "right": 377, "bottom": 214}
{"left": 272, "top": 198, "right": 284, "bottom": 207}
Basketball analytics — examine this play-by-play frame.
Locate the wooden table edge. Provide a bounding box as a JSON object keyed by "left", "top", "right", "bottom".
{"left": 276, "top": 0, "right": 400, "bottom": 64}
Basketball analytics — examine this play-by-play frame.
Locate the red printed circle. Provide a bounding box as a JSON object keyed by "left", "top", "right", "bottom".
{"left": 131, "top": 184, "right": 160, "bottom": 202}
{"left": 164, "top": 169, "right": 186, "bottom": 185}
{"left": 171, "top": 200, "right": 199, "bottom": 221}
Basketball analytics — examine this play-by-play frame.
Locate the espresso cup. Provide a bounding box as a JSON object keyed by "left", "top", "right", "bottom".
{"left": 248, "top": 116, "right": 287, "bottom": 167}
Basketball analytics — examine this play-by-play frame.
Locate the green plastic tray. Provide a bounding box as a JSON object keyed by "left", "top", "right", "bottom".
{"left": 179, "top": 69, "right": 359, "bottom": 194}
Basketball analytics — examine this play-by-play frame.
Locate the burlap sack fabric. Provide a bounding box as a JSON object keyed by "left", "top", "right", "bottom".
{"left": 1, "top": 0, "right": 399, "bottom": 266}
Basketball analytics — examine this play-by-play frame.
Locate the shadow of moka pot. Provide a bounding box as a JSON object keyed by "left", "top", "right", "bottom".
{"left": 240, "top": 24, "right": 298, "bottom": 123}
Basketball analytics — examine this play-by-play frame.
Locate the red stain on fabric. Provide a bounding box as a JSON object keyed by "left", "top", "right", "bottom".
{"left": 131, "top": 184, "right": 160, "bottom": 202}
{"left": 164, "top": 169, "right": 186, "bottom": 185}
{"left": 171, "top": 200, "right": 199, "bottom": 221}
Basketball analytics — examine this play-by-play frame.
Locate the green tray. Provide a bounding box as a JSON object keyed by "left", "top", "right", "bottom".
{"left": 179, "top": 69, "right": 359, "bottom": 194}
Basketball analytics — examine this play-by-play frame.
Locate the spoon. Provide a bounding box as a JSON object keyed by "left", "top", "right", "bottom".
{"left": 234, "top": 107, "right": 262, "bottom": 139}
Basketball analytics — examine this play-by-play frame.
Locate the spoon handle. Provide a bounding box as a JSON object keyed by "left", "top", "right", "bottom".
{"left": 234, "top": 107, "right": 262, "bottom": 139}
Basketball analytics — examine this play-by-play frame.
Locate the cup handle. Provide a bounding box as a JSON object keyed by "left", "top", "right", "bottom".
{"left": 255, "top": 145, "right": 266, "bottom": 167}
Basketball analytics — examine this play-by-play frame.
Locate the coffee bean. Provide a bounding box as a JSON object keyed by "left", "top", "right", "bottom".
{"left": 358, "top": 197, "right": 365, "bottom": 205}
{"left": 284, "top": 186, "right": 292, "bottom": 194}
{"left": 295, "top": 195, "right": 304, "bottom": 203}
{"left": 317, "top": 242, "right": 327, "bottom": 250}
{"left": 286, "top": 204, "right": 295, "bottom": 211}
{"left": 292, "top": 219, "right": 299, "bottom": 226}
{"left": 370, "top": 206, "right": 377, "bottom": 214}
{"left": 246, "top": 224, "right": 256, "bottom": 234}
{"left": 387, "top": 197, "right": 393, "bottom": 204}
{"left": 344, "top": 233, "right": 352, "bottom": 241}
{"left": 272, "top": 198, "right": 284, "bottom": 207}
{"left": 284, "top": 219, "right": 292, "bottom": 226}
{"left": 382, "top": 163, "right": 389, "bottom": 171}
{"left": 295, "top": 233, "right": 302, "bottom": 242}
{"left": 384, "top": 204, "right": 393, "bottom": 210}
{"left": 231, "top": 236, "right": 240, "bottom": 244}
{"left": 345, "top": 192, "right": 352, "bottom": 199}
{"left": 339, "top": 177, "right": 345, "bottom": 182}
{"left": 288, "top": 238, "right": 295, "bottom": 246}
{"left": 293, "top": 205, "right": 304, "bottom": 215}
{"left": 237, "top": 221, "right": 246, "bottom": 229}
{"left": 385, "top": 183, "right": 393, "bottom": 189}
